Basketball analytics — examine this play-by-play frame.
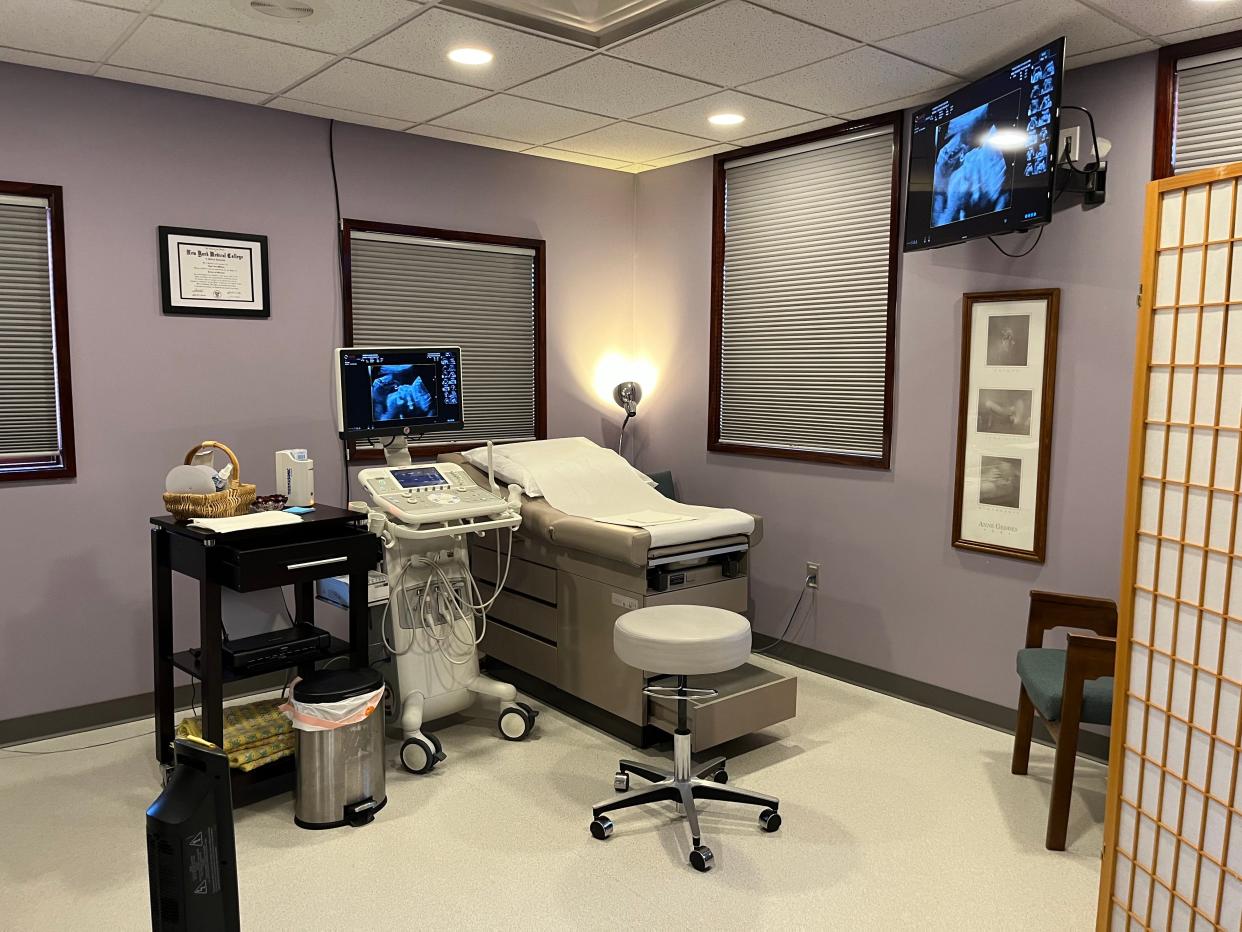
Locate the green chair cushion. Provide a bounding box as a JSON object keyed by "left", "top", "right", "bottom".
{"left": 1017, "top": 647, "right": 1114, "bottom": 725}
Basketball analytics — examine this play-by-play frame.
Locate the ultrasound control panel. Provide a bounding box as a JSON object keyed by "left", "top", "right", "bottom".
{"left": 358, "top": 461, "right": 509, "bottom": 524}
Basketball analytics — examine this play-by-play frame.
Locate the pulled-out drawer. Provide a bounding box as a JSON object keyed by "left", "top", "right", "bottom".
{"left": 646, "top": 663, "right": 797, "bottom": 752}
{"left": 480, "top": 619, "right": 557, "bottom": 683}
{"left": 472, "top": 548, "right": 558, "bottom": 605}
{"left": 477, "top": 584, "right": 557, "bottom": 643}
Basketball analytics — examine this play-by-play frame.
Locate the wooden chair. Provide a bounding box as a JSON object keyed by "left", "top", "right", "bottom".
{"left": 1011, "top": 590, "right": 1118, "bottom": 850}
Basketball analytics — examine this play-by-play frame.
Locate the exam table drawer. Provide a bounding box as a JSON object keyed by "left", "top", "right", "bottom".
{"left": 472, "top": 549, "right": 558, "bottom": 604}
{"left": 217, "top": 529, "right": 379, "bottom": 592}
{"left": 480, "top": 619, "right": 557, "bottom": 682}
{"left": 646, "top": 663, "right": 797, "bottom": 752}
{"left": 477, "top": 584, "right": 558, "bottom": 642}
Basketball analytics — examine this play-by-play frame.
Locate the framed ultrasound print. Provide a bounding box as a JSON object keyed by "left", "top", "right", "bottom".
{"left": 953, "top": 289, "right": 1060, "bottom": 562}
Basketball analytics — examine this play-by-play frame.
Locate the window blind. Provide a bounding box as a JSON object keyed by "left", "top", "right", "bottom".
{"left": 347, "top": 230, "right": 538, "bottom": 449}
{"left": 1174, "top": 49, "right": 1242, "bottom": 174}
{"left": 0, "top": 195, "right": 60, "bottom": 461}
{"left": 717, "top": 126, "right": 896, "bottom": 462}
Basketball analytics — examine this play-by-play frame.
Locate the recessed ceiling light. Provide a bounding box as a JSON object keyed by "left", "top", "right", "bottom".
{"left": 448, "top": 47, "right": 494, "bottom": 65}
{"left": 709, "top": 113, "right": 745, "bottom": 126}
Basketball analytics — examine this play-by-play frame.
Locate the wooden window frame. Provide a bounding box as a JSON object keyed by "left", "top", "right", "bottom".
{"left": 1153, "top": 28, "right": 1242, "bottom": 180}
{"left": 340, "top": 218, "right": 546, "bottom": 461}
{"left": 0, "top": 179, "right": 75, "bottom": 483}
{"left": 708, "top": 111, "right": 903, "bottom": 470}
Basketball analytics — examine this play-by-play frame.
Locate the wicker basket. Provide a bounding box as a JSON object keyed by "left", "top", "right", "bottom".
{"left": 163, "top": 441, "right": 257, "bottom": 519}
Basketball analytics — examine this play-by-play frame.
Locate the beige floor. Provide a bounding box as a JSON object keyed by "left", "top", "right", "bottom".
{"left": 0, "top": 657, "right": 1108, "bottom": 930}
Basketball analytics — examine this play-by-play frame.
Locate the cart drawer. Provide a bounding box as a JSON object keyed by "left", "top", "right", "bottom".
{"left": 478, "top": 584, "right": 558, "bottom": 643}
{"left": 218, "top": 529, "right": 378, "bottom": 592}
{"left": 646, "top": 663, "right": 797, "bottom": 752}
{"left": 480, "top": 619, "right": 557, "bottom": 683}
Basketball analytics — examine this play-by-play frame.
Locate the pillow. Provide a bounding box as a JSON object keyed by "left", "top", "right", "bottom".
{"left": 461, "top": 438, "right": 657, "bottom": 497}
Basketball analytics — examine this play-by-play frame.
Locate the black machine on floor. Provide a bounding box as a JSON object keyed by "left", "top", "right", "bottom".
{"left": 146, "top": 737, "right": 241, "bottom": 932}
{"left": 221, "top": 622, "right": 332, "bottom": 671}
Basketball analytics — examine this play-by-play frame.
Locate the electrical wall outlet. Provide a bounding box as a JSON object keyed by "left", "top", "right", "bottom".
{"left": 806, "top": 562, "right": 820, "bottom": 589}
{"left": 1058, "top": 125, "right": 1080, "bottom": 163}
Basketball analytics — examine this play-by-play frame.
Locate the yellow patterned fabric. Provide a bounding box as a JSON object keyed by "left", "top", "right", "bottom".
{"left": 177, "top": 698, "right": 294, "bottom": 771}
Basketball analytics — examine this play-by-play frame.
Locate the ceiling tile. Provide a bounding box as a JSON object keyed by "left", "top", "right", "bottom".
{"left": 286, "top": 59, "right": 488, "bottom": 122}
{"left": 1089, "top": 0, "right": 1242, "bottom": 37}
{"left": 645, "top": 142, "right": 736, "bottom": 167}
{"left": 0, "top": 0, "right": 136, "bottom": 61}
{"left": 742, "top": 47, "right": 954, "bottom": 116}
{"left": 837, "top": 84, "right": 959, "bottom": 120}
{"left": 877, "top": 0, "right": 1142, "bottom": 77}
{"left": 149, "top": 0, "right": 418, "bottom": 54}
{"left": 355, "top": 7, "right": 588, "bottom": 91}
{"left": 635, "top": 90, "right": 823, "bottom": 142}
{"left": 432, "top": 95, "right": 613, "bottom": 145}
{"left": 609, "top": 0, "right": 857, "bottom": 86}
{"left": 731, "top": 116, "right": 842, "bottom": 147}
{"left": 749, "top": 0, "right": 1013, "bottom": 43}
{"left": 616, "top": 164, "right": 654, "bottom": 173}
{"left": 554, "top": 121, "right": 711, "bottom": 162}
{"left": 510, "top": 54, "right": 716, "bottom": 119}
{"left": 0, "top": 46, "right": 95, "bottom": 74}
{"left": 1066, "top": 39, "right": 1158, "bottom": 70}
{"left": 96, "top": 65, "right": 269, "bottom": 103}
{"left": 92, "top": 0, "right": 150, "bottom": 8}
{"left": 1159, "top": 16, "right": 1242, "bottom": 46}
{"left": 267, "top": 97, "right": 413, "bottom": 130}
{"left": 409, "top": 124, "right": 531, "bottom": 151}
{"left": 524, "top": 147, "right": 632, "bottom": 169}
{"left": 110, "top": 18, "right": 332, "bottom": 92}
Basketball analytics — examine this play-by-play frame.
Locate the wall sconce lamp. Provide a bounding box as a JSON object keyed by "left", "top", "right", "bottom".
{"left": 613, "top": 381, "right": 642, "bottom": 454}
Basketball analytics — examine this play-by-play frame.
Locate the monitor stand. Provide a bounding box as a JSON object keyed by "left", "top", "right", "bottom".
{"left": 383, "top": 437, "right": 414, "bottom": 467}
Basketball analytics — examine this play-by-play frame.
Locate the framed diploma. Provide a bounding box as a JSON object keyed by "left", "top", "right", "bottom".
{"left": 952, "top": 289, "right": 1060, "bottom": 562}
{"left": 159, "top": 226, "right": 270, "bottom": 318}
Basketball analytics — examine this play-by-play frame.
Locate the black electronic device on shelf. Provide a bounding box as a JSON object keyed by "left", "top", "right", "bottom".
{"left": 221, "top": 622, "right": 332, "bottom": 671}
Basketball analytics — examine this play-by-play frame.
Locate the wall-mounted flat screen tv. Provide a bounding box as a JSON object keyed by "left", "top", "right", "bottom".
{"left": 904, "top": 37, "right": 1065, "bottom": 252}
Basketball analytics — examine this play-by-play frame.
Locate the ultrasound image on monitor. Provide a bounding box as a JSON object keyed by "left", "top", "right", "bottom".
{"left": 930, "top": 91, "right": 1022, "bottom": 229}
{"left": 369, "top": 363, "right": 438, "bottom": 422}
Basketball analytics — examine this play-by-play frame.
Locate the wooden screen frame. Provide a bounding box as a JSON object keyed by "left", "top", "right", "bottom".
{"left": 951, "top": 289, "right": 1060, "bottom": 563}
{"left": 0, "top": 179, "right": 75, "bottom": 483}
{"left": 1096, "top": 162, "right": 1242, "bottom": 930}
{"left": 339, "top": 218, "right": 547, "bottom": 461}
{"left": 1154, "top": 28, "right": 1242, "bottom": 180}
{"left": 708, "top": 111, "right": 903, "bottom": 470}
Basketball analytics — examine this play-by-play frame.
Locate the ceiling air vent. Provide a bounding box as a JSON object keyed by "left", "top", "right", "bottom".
{"left": 248, "top": 0, "right": 316, "bottom": 20}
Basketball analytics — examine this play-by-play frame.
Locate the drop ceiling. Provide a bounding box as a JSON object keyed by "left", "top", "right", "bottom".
{"left": 1, "top": 0, "right": 1240, "bottom": 173}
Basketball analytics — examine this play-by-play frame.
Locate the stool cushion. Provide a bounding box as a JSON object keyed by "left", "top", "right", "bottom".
{"left": 613, "top": 606, "right": 751, "bottom": 675}
{"left": 1017, "top": 647, "right": 1115, "bottom": 725}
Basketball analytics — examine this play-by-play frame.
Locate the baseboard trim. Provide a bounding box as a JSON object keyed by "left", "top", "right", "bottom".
{"left": 0, "top": 674, "right": 286, "bottom": 748}
{"left": 752, "top": 635, "right": 1109, "bottom": 764}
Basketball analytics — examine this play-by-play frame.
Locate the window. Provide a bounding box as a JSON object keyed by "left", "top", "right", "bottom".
{"left": 709, "top": 115, "right": 901, "bottom": 469}
{"left": 1155, "top": 29, "right": 1242, "bottom": 178}
{"left": 341, "top": 221, "right": 545, "bottom": 458}
{"left": 0, "top": 181, "right": 74, "bottom": 482}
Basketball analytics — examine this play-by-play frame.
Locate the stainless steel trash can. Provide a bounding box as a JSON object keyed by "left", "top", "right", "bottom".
{"left": 292, "top": 667, "right": 387, "bottom": 830}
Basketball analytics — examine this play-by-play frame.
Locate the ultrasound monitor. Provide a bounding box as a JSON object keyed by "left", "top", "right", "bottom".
{"left": 335, "top": 346, "right": 464, "bottom": 440}
{"left": 904, "top": 37, "right": 1065, "bottom": 252}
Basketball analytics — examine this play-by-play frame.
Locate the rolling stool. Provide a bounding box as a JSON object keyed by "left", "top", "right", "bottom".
{"left": 588, "top": 605, "right": 781, "bottom": 872}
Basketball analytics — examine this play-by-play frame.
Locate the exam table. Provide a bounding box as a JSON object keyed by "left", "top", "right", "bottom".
{"left": 440, "top": 454, "right": 797, "bottom": 750}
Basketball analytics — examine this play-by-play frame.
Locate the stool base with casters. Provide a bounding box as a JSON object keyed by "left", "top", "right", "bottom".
{"left": 589, "top": 675, "right": 781, "bottom": 872}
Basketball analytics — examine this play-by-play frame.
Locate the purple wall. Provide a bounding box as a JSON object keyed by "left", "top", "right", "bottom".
{"left": 632, "top": 53, "right": 1156, "bottom": 709}
{"left": 0, "top": 63, "right": 636, "bottom": 720}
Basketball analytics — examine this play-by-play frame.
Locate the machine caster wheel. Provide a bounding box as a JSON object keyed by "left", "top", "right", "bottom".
{"left": 499, "top": 704, "right": 536, "bottom": 741}
{"left": 427, "top": 732, "right": 446, "bottom": 762}
{"left": 690, "top": 845, "right": 714, "bottom": 872}
{"left": 590, "top": 816, "right": 614, "bottom": 840}
{"left": 614, "top": 771, "right": 630, "bottom": 793}
{"left": 711, "top": 769, "right": 729, "bottom": 784}
{"left": 759, "top": 808, "right": 782, "bottom": 833}
{"left": 400, "top": 736, "right": 441, "bottom": 775}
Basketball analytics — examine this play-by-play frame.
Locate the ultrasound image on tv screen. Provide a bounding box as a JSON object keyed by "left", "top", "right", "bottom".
{"left": 370, "top": 364, "right": 437, "bottom": 422}
{"left": 931, "top": 92, "right": 1021, "bottom": 229}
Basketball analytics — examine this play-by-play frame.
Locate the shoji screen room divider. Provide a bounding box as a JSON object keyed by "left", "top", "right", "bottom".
{"left": 1099, "top": 163, "right": 1242, "bottom": 930}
